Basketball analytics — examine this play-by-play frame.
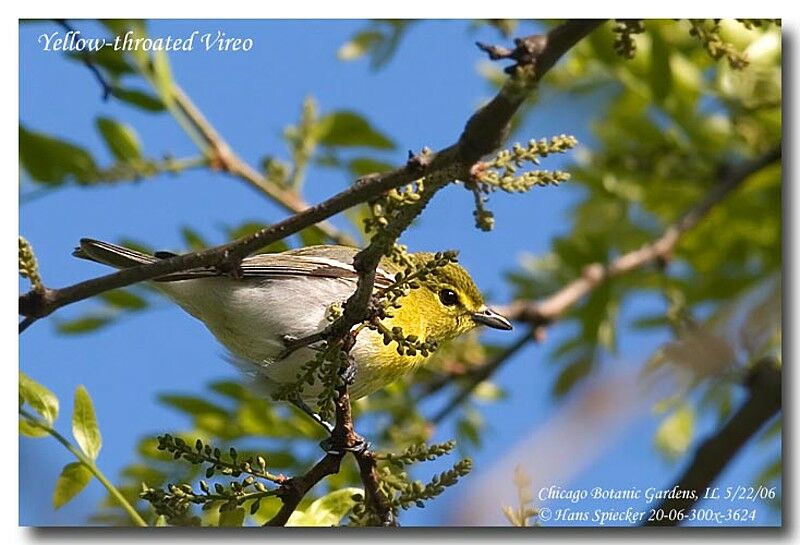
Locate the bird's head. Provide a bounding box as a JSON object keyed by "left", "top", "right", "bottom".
{"left": 397, "top": 253, "right": 513, "bottom": 343}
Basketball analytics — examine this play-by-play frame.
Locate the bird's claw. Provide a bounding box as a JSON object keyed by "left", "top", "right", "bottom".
{"left": 319, "top": 434, "right": 370, "bottom": 455}
{"left": 288, "top": 396, "right": 334, "bottom": 434}
{"left": 340, "top": 356, "right": 357, "bottom": 386}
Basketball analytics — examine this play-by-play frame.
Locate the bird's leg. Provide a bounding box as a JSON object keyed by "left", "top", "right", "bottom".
{"left": 334, "top": 340, "right": 359, "bottom": 386}
{"left": 281, "top": 297, "right": 379, "bottom": 361}
{"left": 288, "top": 395, "right": 334, "bottom": 434}
{"left": 278, "top": 332, "right": 326, "bottom": 360}
{"left": 319, "top": 353, "right": 367, "bottom": 454}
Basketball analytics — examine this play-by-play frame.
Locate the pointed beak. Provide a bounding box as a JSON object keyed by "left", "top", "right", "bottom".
{"left": 472, "top": 307, "right": 513, "bottom": 331}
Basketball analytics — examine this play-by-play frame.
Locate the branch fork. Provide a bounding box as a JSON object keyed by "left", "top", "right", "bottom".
{"left": 477, "top": 33, "right": 549, "bottom": 74}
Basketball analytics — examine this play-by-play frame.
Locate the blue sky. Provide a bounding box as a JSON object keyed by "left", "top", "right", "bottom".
{"left": 18, "top": 19, "right": 780, "bottom": 526}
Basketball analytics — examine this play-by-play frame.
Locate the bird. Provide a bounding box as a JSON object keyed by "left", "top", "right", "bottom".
{"left": 73, "top": 239, "right": 512, "bottom": 428}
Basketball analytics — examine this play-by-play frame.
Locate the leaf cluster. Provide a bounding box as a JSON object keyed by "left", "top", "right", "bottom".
{"left": 141, "top": 436, "right": 282, "bottom": 526}
{"left": 18, "top": 236, "right": 43, "bottom": 292}
{"left": 349, "top": 442, "right": 471, "bottom": 525}
{"left": 467, "top": 135, "right": 577, "bottom": 231}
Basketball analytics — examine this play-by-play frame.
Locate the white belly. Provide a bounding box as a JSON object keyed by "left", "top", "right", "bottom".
{"left": 155, "top": 276, "right": 380, "bottom": 400}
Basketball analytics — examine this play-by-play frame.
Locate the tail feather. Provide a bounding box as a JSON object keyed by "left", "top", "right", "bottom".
{"left": 73, "top": 238, "right": 158, "bottom": 269}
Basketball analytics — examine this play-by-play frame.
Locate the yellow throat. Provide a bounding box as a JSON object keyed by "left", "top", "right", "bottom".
{"left": 361, "top": 258, "right": 488, "bottom": 383}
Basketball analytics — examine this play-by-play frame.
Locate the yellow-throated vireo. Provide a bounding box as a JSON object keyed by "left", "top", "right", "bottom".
{"left": 73, "top": 239, "right": 512, "bottom": 426}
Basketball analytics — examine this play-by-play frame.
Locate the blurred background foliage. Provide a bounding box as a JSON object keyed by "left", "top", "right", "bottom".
{"left": 19, "top": 19, "right": 781, "bottom": 526}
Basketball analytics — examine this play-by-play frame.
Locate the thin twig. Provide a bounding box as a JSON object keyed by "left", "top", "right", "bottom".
{"left": 264, "top": 452, "right": 344, "bottom": 526}
{"left": 259, "top": 20, "right": 605, "bottom": 525}
{"left": 54, "top": 19, "right": 114, "bottom": 100}
{"left": 432, "top": 148, "right": 781, "bottom": 421}
{"left": 644, "top": 357, "right": 781, "bottom": 526}
{"left": 431, "top": 331, "right": 534, "bottom": 424}
{"left": 55, "top": 19, "right": 352, "bottom": 245}
{"left": 501, "top": 148, "right": 782, "bottom": 326}
{"left": 354, "top": 449, "right": 396, "bottom": 526}
{"left": 19, "top": 316, "right": 38, "bottom": 334}
{"left": 22, "top": 20, "right": 604, "bottom": 526}
{"left": 19, "top": 20, "right": 603, "bottom": 330}
{"left": 168, "top": 85, "right": 355, "bottom": 246}
{"left": 20, "top": 408, "right": 148, "bottom": 527}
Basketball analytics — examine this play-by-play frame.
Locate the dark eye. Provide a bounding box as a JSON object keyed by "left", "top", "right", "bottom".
{"left": 438, "top": 288, "right": 459, "bottom": 307}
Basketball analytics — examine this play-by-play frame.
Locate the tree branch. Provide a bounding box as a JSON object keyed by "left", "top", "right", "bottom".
{"left": 502, "top": 148, "right": 781, "bottom": 328}
{"left": 431, "top": 147, "right": 781, "bottom": 420}
{"left": 23, "top": 19, "right": 607, "bottom": 527}
{"left": 279, "top": 19, "right": 605, "bottom": 357}
{"left": 266, "top": 350, "right": 394, "bottom": 526}
{"left": 19, "top": 20, "right": 603, "bottom": 329}
{"left": 430, "top": 331, "right": 534, "bottom": 424}
{"left": 55, "top": 20, "right": 113, "bottom": 100}
{"left": 251, "top": 20, "right": 605, "bottom": 526}
{"left": 19, "top": 316, "right": 38, "bottom": 334}
{"left": 265, "top": 452, "right": 343, "bottom": 526}
{"left": 168, "top": 85, "right": 355, "bottom": 246}
{"left": 644, "top": 357, "right": 781, "bottom": 526}
{"left": 354, "top": 448, "right": 395, "bottom": 526}
{"left": 54, "top": 19, "right": 352, "bottom": 246}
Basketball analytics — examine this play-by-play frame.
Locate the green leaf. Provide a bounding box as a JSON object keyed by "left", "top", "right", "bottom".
{"left": 100, "top": 19, "right": 146, "bottom": 37}
{"left": 19, "top": 126, "right": 97, "bottom": 185}
{"left": 456, "top": 409, "right": 483, "bottom": 448}
{"left": 158, "top": 395, "right": 229, "bottom": 418}
{"left": 218, "top": 507, "right": 245, "bottom": 527}
{"left": 338, "top": 21, "right": 413, "bottom": 69}
{"left": 286, "top": 488, "right": 363, "bottom": 526}
{"left": 655, "top": 404, "right": 695, "bottom": 459}
{"left": 181, "top": 226, "right": 209, "bottom": 250}
{"left": 53, "top": 462, "right": 93, "bottom": 509}
{"left": 209, "top": 380, "right": 250, "bottom": 401}
{"left": 19, "top": 372, "right": 59, "bottom": 426}
{"left": 225, "top": 222, "right": 290, "bottom": 253}
{"left": 95, "top": 117, "right": 142, "bottom": 161}
{"left": 298, "top": 226, "right": 327, "bottom": 248}
{"left": 347, "top": 157, "right": 395, "bottom": 177}
{"left": 111, "top": 88, "right": 166, "bottom": 112}
{"left": 19, "top": 419, "right": 48, "bottom": 438}
{"left": 648, "top": 29, "right": 673, "bottom": 104}
{"left": 337, "top": 31, "right": 383, "bottom": 61}
{"left": 65, "top": 48, "right": 135, "bottom": 77}
{"left": 630, "top": 314, "right": 671, "bottom": 330}
{"left": 473, "top": 381, "right": 507, "bottom": 402}
{"left": 57, "top": 315, "right": 114, "bottom": 335}
{"left": 151, "top": 50, "right": 174, "bottom": 106}
{"left": 314, "top": 111, "right": 394, "bottom": 149}
{"left": 99, "top": 289, "right": 147, "bottom": 310}
{"left": 553, "top": 357, "right": 593, "bottom": 397}
{"left": 73, "top": 385, "right": 102, "bottom": 460}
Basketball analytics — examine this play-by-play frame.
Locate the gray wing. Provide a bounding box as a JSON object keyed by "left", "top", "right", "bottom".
{"left": 74, "top": 239, "right": 395, "bottom": 288}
